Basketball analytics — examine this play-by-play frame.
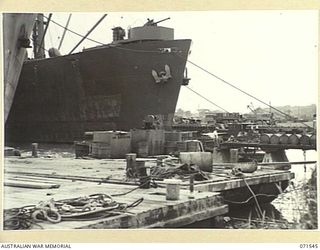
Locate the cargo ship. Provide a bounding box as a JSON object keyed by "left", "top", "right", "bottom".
{"left": 3, "top": 13, "right": 36, "bottom": 123}
{"left": 5, "top": 14, "right": 192, "bottom": 143}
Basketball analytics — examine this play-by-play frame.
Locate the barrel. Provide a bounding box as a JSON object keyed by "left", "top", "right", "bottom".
{"left": 270, "top": 134, "right": 280, "bottom": 144}
{"left": 74, "top": 141, "right": 90, "bottom": 158}
{"left": 164, "top": 179, "right": 182, "bottom": 200}
{"left": 279, "top": 134, "right": 289, "bottom": 144}
{"left": 300, "top": 134, "right": 311, "bottom": 145}
{"left": 310, "top": 134, "right": 316, "bottom": 147}
{"left": 288, "top": 134, "right": 300, "bottom": 145}
{"left": 260, "top": 133, "right": 271, "bottom": 144}
{"left": 179, "top": 152, "right": 213, "bottom": 172}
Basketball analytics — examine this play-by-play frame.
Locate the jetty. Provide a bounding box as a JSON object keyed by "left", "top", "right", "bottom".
{"left": 220, "top": 141, "right": 316, "bottom": 151}
{"left": 3, "top": 13, "right": 317, "bottom": 232}
{"left": 4, "top": 155, "right": 294, "bottom": 229}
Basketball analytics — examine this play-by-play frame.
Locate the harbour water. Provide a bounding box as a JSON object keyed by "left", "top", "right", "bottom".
{"left": 223, "top": 149, "right": 317, "bottom": 229}
{"left": 272, "top": 149, "right": 317, "bottom": 228}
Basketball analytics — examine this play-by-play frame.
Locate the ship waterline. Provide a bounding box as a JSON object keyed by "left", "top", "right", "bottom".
{"left": 6, "top": 39, "right": 191, "bottom": 142}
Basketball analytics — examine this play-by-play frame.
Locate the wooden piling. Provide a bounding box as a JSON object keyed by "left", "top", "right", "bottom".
{"left": 31, "top": 143, "right": 38, "bottom": 157}
{"left": 262, "top": 150, "right": 290, "bottom": 170}
{"left": 310, "top": 134, "right": 316, "bottom": 147}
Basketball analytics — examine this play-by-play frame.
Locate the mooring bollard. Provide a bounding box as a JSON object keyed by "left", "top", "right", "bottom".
{"left": 126, "top": 153, "right": 137, "bottom": 178}
{"left": 136, "top": 160, "right": 150, "bottom": 189}
{"left": 164, "top": 179, "right": 182, "bottom": 200}
{"left": 31, "top": 143, "right": 38, "bottom": 157}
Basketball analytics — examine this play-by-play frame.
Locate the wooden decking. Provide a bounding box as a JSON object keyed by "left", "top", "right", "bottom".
{"left": 3, "top": 156, "right": 294, "bottom": 229}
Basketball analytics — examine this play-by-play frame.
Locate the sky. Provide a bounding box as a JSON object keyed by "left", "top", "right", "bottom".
{"left": 38, "top": 11, "right": 318, "bottom": 114}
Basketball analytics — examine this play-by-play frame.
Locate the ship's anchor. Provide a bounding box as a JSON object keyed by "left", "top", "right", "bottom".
{"left": 152, "top": 64, "right": 172, "bottom": 84}
{"left": 18, "top": 24, "right": 32, "bottom": 49}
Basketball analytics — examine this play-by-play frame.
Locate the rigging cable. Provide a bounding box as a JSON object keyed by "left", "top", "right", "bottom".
{"left": 185, "top": 58, "right": 314, "bottom": 129}
{"left": 58, "top": 13, "right": 72, "bottom": 50}
{"left": 42, "top": 15, "right": 315, "bottom": 129}
{"left": 69, "top": 14, "right": 107, "bottom": 54}
{"left": 185, "top": 86, "right": 229, "bottom": 113}
{"left": 45, "top": 15, "right": 162, "bottom": 53}
{"left": 43, "top": 15, "right": 105, "bottom": 46}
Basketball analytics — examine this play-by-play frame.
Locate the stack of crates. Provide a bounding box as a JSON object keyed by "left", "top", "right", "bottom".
{"left": 164, "top": 131, "right": 181, "bottom": 155}
{"left": 91, "top": 131, "right": 131, "bottom": 159}
{"left": 164, "top": 131, "right": 195, "bottom": 155}
{"left": 130, "top": 129, "right": 165, "bottom": 157}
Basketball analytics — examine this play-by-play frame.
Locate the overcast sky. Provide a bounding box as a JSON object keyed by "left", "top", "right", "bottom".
{"left": 40, "top": 11, "right": 318, "bottom": 114}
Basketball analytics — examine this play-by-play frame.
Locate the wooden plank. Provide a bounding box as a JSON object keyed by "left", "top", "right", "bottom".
{"left": 5, "top": 175, "right": 68, "bottom": 184}
{"left": 4, "top": 180, "right": 61, "bottom": 189}
{"left": 74, "top": 193, "right": 224, "bottom": 229}
{"left": 145, "top": 204, "right": 228, "bottom": 228}
{"left": 4, "top": 175, "right": 226, "bottom": 229}
{"left": 194, "top": 172, "right": 294, "bottom": 192}
{"left": 211, "top": 161, "right": 317, "bottom": 167}
{"left": 259, "top": 161, "right": 316, "bottom": 166}
{"left": 5, "top": 171, "right": 136, "bottom": 186}
{"left": 3, "top": 154, "right": 297, "bottom": 229}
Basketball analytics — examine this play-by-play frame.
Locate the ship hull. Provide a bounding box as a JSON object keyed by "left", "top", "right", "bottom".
{"left": 6, "top": 39, "right": 191, "bottom": 142}
{"left": 3, "top": 13, "right": 36, "bottom": 123}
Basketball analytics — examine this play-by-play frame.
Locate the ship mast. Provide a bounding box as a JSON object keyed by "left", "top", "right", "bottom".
{"left": 32, "top": 13, "right": 51, "bottom": 59}
{"left": 32, "top": 14, "right": 44, "bottom": 58}
{"left": 38, "top": 13, "right": 52, "bottom": 55}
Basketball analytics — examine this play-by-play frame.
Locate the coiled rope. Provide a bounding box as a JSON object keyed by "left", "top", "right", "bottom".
{"left": 4, "top": 193, "right": 143, "bottom": 230}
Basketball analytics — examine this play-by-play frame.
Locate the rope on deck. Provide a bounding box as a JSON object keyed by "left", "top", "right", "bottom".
{"left": 3, "top": 193, "right": 143, "bottom": 230}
